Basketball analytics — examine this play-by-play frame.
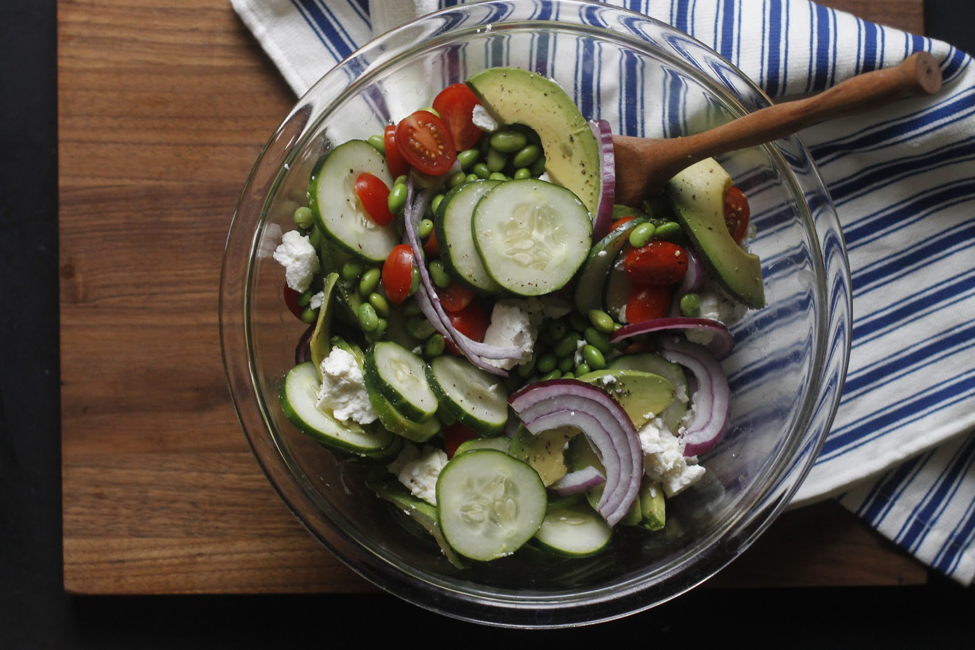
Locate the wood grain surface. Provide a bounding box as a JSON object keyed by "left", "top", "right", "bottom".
{"left": 59, "top": 0, "right": 928, "bottom": 595}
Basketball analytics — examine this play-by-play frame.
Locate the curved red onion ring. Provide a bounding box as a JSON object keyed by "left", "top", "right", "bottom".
{"left": 589, "top": 119, "right": 615, "bottom": 242}
{"left": 609, "top": 317, "right": 735, "bottom": 360}
{"left": 549, "top": 466, "right": 606, "bottom": 496}
{"left": 295, "top": 325, "right": 314, "bottom": 365}
{"left": 667, "top": 247, "right": 706, "bottom": 317}
{"left": 510, "top": 379, "right": 641, "bottom": 526}
{"left": 657, "top": 336, "right": 732, "bottom": 456}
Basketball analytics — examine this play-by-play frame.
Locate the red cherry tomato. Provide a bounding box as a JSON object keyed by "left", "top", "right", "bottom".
{"left": 354, "top": 172, "right": 395, "bottom": 226}
{"left": 436, "top": 282, "right": 475, "bottom": 313}
{"left": 724, "top": 185, "right": 750, "bottom": 242}
{"left": 384, "top": 125, "right": 410, "bottom": 178}
{"left": 624, "top": 241, "right": 689, "bottom": 286}
{"left": 445, "top": 297, "right": 489, "bottom": 354}
{"left": 395, "top": 110, "right": 457, "bottom": 176}
{"left": 432, "top": 83, "right": 483, "bottom": 152}
{"left": 382, "top": 244, "right": 415, "bottom": 305}
{"left": 612, "top": 215, "right": 635, "bottom": 230}
{"left": 625, "top": 285, "right": 671, "bottom": 324}
{"left": 443, "top": 422, "right": 479, "bottom": 459}
{"left": 283, "top": 284, "right": 303, "bottom": 320}
{"left": 423, "top": 229, "right": 440, "bottom": 257}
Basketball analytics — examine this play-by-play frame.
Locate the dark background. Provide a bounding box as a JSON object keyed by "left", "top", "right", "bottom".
{"left": 3, "top": 1, "right": 974, "bottom": 647}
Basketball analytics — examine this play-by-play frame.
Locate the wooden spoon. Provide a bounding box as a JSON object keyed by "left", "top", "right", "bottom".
{"left": 612, "top": 51, "right": 943, "bottom": 206}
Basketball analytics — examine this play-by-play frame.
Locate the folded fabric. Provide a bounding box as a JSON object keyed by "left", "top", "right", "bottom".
{"left": 229, "top": 0, "right": 975, "bottom": 585}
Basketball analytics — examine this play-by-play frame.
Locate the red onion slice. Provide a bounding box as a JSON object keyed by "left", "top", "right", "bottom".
{"left": 657, "top": 336, "right": 732, "bottom": 456}
{"left": 510, "top": 379, "right": 642, "bottom": 526}
{"left": 549, "top": 466, "right": 606, "bottom": 496}
{"left": 668, "top": 247, "right": 706, "bottom": 316}
{"left": 295, "top": 325, "right": 315, "bottom": 365}
{"left": 589, "top": 119, "right": 615, "bottom": 242}
{"left": 609, "top": 317, "right": 735, "bottom": 360}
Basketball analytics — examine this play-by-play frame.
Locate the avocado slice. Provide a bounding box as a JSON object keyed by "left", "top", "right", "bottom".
{"left": 638, "top": 476, "right": 666, "bottom": 531}
{"left": 465, "top": 67, "right": 600, "bottom": 216}
{"left": 508, "top": 424, "right": 575, "bottom": 487}
{"left": 666, "top": 158, "right": 765, "bottom": 308}
{"left": 309, "top": 272, "right": 339, "bottom": 378}
{"left": 577, "top": 369, "right": 674, "bottom": 429}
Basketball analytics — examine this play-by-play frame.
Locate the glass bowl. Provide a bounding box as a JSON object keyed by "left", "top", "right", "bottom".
{"left": 220, "top": 0, "right": 851, "bottom": 628}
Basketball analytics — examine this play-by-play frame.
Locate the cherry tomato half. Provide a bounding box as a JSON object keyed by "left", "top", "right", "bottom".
{"left": 423, "top": 229, "right": 440, "bottom": 257}
{"left": 612, "top": 215, "right": 635, "bottom": 231}
{"left": 625, "top": 285, "right": 671, "bottom": 324}
{"left": 446, "top": 297, "right": 489, "bottom": 354}
{"left": 395, "top": 110, "right": 457, "bottom": 176}
{"left": 283, "top": 284, "right": 304, "bottom": 320}
{"left": 382, "top": 244, "right": 415, "bottom": 305}
{"left": 384, "top": 125, "right": 410, "bottom": 179}
{"left": 443, "top": 422, "right": 479, "bottom": 459}
{"left": 624, "top": 241, "right": 689, "bottom": 286}
{"left": 436, "top": 282, "right": 475, "bottom": 313}
{"left": 354, "top": 172, "right": 394, "bottom": 226}
{"left": 432, "top": 83, "right": 483, "bottom": 152}
{"left": 724, "top": 185, "right": 750, "bottom": 242}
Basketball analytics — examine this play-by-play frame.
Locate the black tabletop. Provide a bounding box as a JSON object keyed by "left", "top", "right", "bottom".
{"left": 2, "top": 1, "right": 973, "bottom": 647}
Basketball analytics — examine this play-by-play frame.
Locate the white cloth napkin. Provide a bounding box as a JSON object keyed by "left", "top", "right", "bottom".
{"left": 230, "top": 0, "right": 975, "bottom": 585}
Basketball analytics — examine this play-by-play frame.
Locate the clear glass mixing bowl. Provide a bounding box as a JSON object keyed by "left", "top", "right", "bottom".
{"left": 220, "top": 0, "right": 851, "bottom": 628}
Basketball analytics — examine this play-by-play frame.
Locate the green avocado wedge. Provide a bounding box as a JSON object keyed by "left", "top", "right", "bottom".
{"left": 666, "top": 157, "right": 765, "bottom": 308}
{"left": 577, "top": 369, "right": 675, "bottom": 430}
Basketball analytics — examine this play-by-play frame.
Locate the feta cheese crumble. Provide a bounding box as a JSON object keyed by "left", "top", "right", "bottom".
{"left": 315, "top": 348, "right": 377, "bottom": 425}
{"left": 273, "top": 230, "right": 320, "bottom": 293}
{"left": 387, "top": 443, "right": 448, "bottom": 505}
{"left": 686, "top": 280, "right": 747, "bottom": 346}
{"left": 471, "top": 104, "right": 499, "bottom": 132}
{"left": 639, "top": 418, "right": 705, "bottom": 497}
{"left": 482, "top": 299, "right": 544, "bottom": 370}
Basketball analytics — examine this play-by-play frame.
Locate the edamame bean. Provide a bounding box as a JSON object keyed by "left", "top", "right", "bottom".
{"left": 407, "top": 315, "right": 436, "bottom": 339}
{"left": 293, "top": 206, "right": 314, "bottom": 229}
{"left": 486, "top": 147, "right": 507, "bottom": 172}
{"left": 368, "top": 292, "right": 390, "bottom": 318}
{"left": 558, "top": 356, "right": 575, "bottom": 373}
{"left": 517, "top": 354, "right": 537, "bottom": 378}
{"left": 530, "top": 155, "right": 547, "bottom": 176}
{"left": 387, "top": 183, "right": 408, "bottom": 214}
{"left": 465, "top": 173, "right": 479, "bottom": 183}
{"left": 653, "top": 221, "right": 682, "bottom": 240}
{"left": 425, "top": 334, "right": 445, "bottom": 358}
{"left": 449, "top": 171, "right": 467, "bottom": 188}
{"left": 358, "top": 303, "right": 379, "bottom": 332}
{"left": 394, "top": 175, "right": 407, "bottom": 186}
{"left": 367, "top": 134, "right": 385, "bottom": 155}
{"left": 431, "top": 194, "right": 444, "bottom": 215}
{"left": 538, "top": 369, "right": 562, "bottom": 382}
{"left": 488, "top": 172, "right": 507, "bottom": 181}
{"left": 418, "top": 218, "right": 434, "bottom": 239}
{"left": 341, "top": 260, "right": 364, "bottom": 282}
{"left": 300, "top": 307, "right": 319, "bottom": 324}
{"left": 575, "top": 362, "right": 591, "bottom": 376}
{"left": 513, "top": 168, "right": 531, "bottom": 180}
{"left": 588, "top": 309, "right": 615, "bottom": 334}
{"left": 297, "top": 289, "right": 313, "bottom": 307}
{"left": 358, "top": 267, "right": 381, "bottom": 296}
{"left": 582, "top": 344, "right": 606, "bottom": 370}
{"left": 569, "top": 312, "right": 589, "bottom": 333}
{"left": 547, "top": 320, "right": 566, "bottom": 342}
{"left": 365, "top": 317, "right": 388, "bottom": 343}
{"left": 403, "top": 300, "right": 422, "bottom": 316}
{"left": 490, "top": 130, "right": 528, "bottom": 153}
{"left": 680, "top": 292, "right": 702, "bottom": 317}
{"left": 536, "top": 353, "right": 558, "bottom": 374}
{"left": 561, "top": 372, "right": 575, "bottom": 380}
{"left": 409, "top": 267, "right": 420, "bottom": 295}
{"left": 628, "top": 222, "right": 656, "bottom": 249}
{"left": 512, "top": 144, "right": 541, "bottom": 169}
{"left": 553, "top": 332, "right": 582, "bottom": 358}
{"left": 584, "top": 327, "right": 612, "bottom": 354}
{"left": 308, "top": 226, "right": 323, "bottom": 249}
{"left": 472, "top": 163, "right": 491, "bottom": 180}
{"left": 429, "top": 260, "right": 452, "bottom": 288}
{"left": 457, "top": 148, "right": 480, "bottom": 170}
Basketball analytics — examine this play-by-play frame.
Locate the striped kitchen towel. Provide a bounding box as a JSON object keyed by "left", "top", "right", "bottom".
{"left": 230, "top": 0, "right": 975, "bottom": 585}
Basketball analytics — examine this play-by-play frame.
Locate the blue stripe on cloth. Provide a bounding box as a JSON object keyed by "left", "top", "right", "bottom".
{"left": 811, "top": 3, "right": 831, "bottom": 92}
{"left": 765, "top": 0, "right": 783, "bottom": 96}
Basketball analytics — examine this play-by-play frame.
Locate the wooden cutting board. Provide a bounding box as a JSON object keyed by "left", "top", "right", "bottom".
{"left": 59, "top": 0, "right": 928, "bottom": 594}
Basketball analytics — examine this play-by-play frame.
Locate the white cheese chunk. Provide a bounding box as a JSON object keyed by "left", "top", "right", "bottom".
{"left": 482, "top": 299, "right": 544, "bottom": 370}
{"left": 638, "top": 418, "right": 705, "bottom": 497}
{"left": 686, "top": 280, "right": 748, "bottom": 346}
{"left": 388, "top": 444, "right": 448, "bottom": 506}
{"left": 471, "top": 104, "right": 499, "bottom": 132}
{"left": 315, "top": 348, "right": 377, "bottom": 425}
{"left": 272, "top": 230, "right": 320, "bottom": 293}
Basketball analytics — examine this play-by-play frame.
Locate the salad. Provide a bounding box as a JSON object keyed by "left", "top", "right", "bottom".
{"left": 273, "top": 67, "right": 764, "bottom": 564}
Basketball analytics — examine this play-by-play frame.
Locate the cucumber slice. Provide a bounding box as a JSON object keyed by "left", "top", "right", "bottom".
{"left": 308, "top": 140, "right": 398, "bottom": 263}
{"left": 533, "top": 502, "right": 613, "bottom": 557}
{"left": 574, "top": 216, "right": 645, "bottom": 315}
{"left": 437, "top": 450, "right": 547, "bottom": 561}
{"left": 473, "top": 179, "right": 592, "bottom": 296}
{"left": 434, "top": 179, "right": 502, "bottom": 293}
{"left": 454, "top": 436, "right": 511, "bottom": 456}
{"left": 364, "top": 342, "right": 438, "bottom": 423}
{"left": 425, "top": 355, "right": 508, "bottom": 436}
{"left": 279, "top": 362, "right": 397, "bottom": 456}
{"left": 368, "top": 391, "right": 442, "bottom": 443}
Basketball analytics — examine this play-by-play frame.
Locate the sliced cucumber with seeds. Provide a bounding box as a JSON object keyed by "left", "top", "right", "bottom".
{"left": 425, "top": 355, "right": 508, "bottom": 436}
{"left": 280, "top": 361, "right": 397, "bottom": 456}
{"left": 308, "top": 140, "right": 399, "bottom": 263}
{"left": 454, "top": 436, "right": 511, "bottom": 456}
{"left": 473, "top": 179, "right": 592, "bottom": 296}
{"left": 434, "top": 179, "right": 502, "bottom": 293}
{"left": 367, "top": 390, "right": 442, "bottom": 443}
{"left": 533, "top": 502, "right": 613, "bottom": 557}
{"left": 364, "top": 342, "right": 438, "bottom": 423}
{"left": 437, "top": 449, "right": 547, "bottom": 561}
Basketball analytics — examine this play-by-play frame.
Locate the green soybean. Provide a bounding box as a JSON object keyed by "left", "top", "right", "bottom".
{"left": 538, "top": 369, "right": 562, "bottom": 382}
{"left": 517, "top": 355, "right": 537, "bottom": 378}
{"left": 582, "top": 344, "right": 606, "bottom": 370}
{"left": 418, "top": 218, "right": 434, "bottom": 239}
{"left": 584, "top": 327, "right": 612, "bottom": 354}
{"left": 358, "top": 303, "right": 379, "bottom": 332}
{"left": 488, "top": 172, "right": 507, "bottom": 181}
{"left": 513, "top": 167, "right": 531, "bottom": 180}
{"left": 558, "top": 356, "right": 575, "bottom": 373}
{"left": 588, "top": 309, "right": 615, "bottom": 334}
{"left": 424, "top": 334, "right": 446, "bottom": 358}
{"left": 561, "top": 372, "right": 575, "bottom": 380}
{"left": 407, "top": 315, "right": 436, "bottom": 340}
{"left": 368, "top": 292, "right": 390, "bottom": 318}
{"left": 409, "top": 267, "right": 420, "bottom": 295}
{"left": 431, "top": 194, "right": 445, "bottom": 215}
{"left": 653, "top": 221, "right": 682, "bottom": 240}
{"left": 394, "top": 175, "right": 407, "bottom": 186}
{"left": 449, "top": 171, "right": 467, "bottom": 188}
{"left": 472, "top": 163, "right": 491, "bottom": 180}
{"left": 293, "top": 206, "right": 314, "bottom": 229}
{"left": 536, "top": 353, "right": 558, "bottom": 375}
{"left": 457, "top": 148, "right": 480, "bottom": 170}
{"left": 569, "top": 312, "right": 589, "bottom": 333}
{"left": 547, "top": 320, "right": 567, "bottom": 342}
{"left": 297, "top": 289, "right": 313, "bottom": 307}
{"left": 575, "top": 362, "right": 591, "bottom": 377}
{"left": 403, "top": 300, "right": 422, "bottom": 317}
{"left": 554, "top": 332, "right": 582, "bottom": 358}
{"left": 300, "top": 307, "right": 319, "bottom": 324}
{"left": 308, "top": 226, "right": 323, "bottom": 249}
{"left": 465, "top": 173, "right": 479, "bottom": 183}
{"left": 486, "top": 147, "right": 507, "bottom": 172}
{"left": 367, "top": 134, "right": 385, "bottom": 155}
{"left": 358, "top": 267, "right": 381, "bottom": 296}
{"left": 680, "top": 292, "right": 702, "bottom": 317}
{"left": 530, "top": 155, "right": 547, "bottom": 176}
{"left": 512, "top": 144, "right": 541, "bottom": 168}
{"left": 628, "top": 222, "right": 656, "bottom": 249}
{"left": 388, "top": 183, "right": 408, "bottom": 214}
{"left": 429, "top": 260, "right": 451, "bottom": 288}
{"left": 341, "top": 260, "right": 364, "bottom": 282}
{"left": 365, "top": 317, "right": 388, "bottom": 343}
{"left": 490, "top": 130, "right": 528, "bottom": 153}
